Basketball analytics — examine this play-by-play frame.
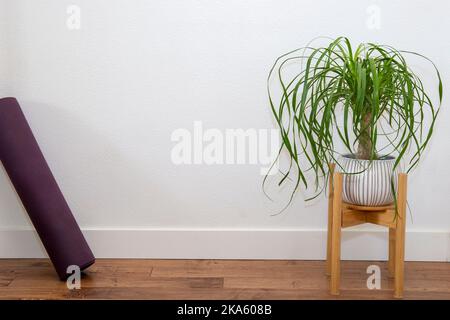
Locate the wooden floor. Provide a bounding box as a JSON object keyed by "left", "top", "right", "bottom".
{"left": 0, "top": 259, "right": 449, "bottom": 299}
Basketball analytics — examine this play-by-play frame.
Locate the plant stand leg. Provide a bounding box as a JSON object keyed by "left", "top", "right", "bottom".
{"left": 394, "top": 173, "right": 407, "bottom": 298}
{"left": 330, "top": 172, "right": 342, "bottom": 295}
{"left": 326, "top": 204, "right": 333, "bottom": 276}
{"left": 326, "top": 164, "right": 335, "bottom": 276}
{"left": 388, "top": 228, "right": 396, "bottom": 278}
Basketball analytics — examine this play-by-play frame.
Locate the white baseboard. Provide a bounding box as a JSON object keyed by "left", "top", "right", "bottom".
{"left": 1, "top": 228, "right": 449, "bottom": 261}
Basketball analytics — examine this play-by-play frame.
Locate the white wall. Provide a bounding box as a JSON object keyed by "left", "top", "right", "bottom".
{"left": 0, "top": 1, "right": 8, "bottom": 95}
{"left": 1, "top": 0, "right": 449, "bottom": 260}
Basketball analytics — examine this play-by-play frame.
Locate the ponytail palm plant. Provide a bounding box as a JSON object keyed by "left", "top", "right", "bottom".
{"left": 266, "top": 37, "right": 442, "bottom": 206}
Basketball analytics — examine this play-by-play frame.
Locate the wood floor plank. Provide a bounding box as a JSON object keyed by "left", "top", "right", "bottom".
{"left": 0, "top": 259, "right": 448, "bottom": 300}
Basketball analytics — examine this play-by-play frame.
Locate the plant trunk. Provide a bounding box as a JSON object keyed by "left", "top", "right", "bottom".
{"left": 357, "top": 111, "right": 373, "bottom": 160}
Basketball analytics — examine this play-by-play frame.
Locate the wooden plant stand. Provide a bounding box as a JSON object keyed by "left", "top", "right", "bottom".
{"left": 326, "top": 163, "right": 408, "bottom": 298}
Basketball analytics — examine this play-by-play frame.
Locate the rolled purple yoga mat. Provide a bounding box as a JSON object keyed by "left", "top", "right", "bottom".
{"left": 0, "top": 97, "right": 95, "bottom": 280}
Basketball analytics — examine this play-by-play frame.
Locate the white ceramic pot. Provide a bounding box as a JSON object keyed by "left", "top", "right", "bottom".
{"left": 338, "top": 154, "right": 401, "bottom": 206}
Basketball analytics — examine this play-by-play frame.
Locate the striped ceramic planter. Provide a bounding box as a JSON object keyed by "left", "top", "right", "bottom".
{"left": 338, "top": 155, "right": 400, "bottom": 206}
